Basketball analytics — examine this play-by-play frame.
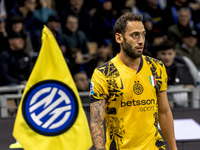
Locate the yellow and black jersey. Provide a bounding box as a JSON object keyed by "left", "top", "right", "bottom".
{"left": 90, "top": 54, "right": 168, "bottom": 150}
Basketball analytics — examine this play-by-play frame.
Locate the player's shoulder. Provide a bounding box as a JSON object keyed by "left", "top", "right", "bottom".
{"left": 143, "top": 55, "right": 164, "bottom": 68}
{"left": 97, "top": 60, "right": 110, "bottom": 70}
{"left": 95, "top": 58, "right": 120, "bottom": 78}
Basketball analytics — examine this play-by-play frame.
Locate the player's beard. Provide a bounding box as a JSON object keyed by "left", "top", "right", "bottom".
{"left": 122, "top": 37, "right": 143, "bottom": 59}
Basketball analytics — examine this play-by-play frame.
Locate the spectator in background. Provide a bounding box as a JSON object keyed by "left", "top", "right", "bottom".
{"left": 60, "top": 0, "right": 93, "bottom": 40}
{"left": 0, "top": 19, "right": 7, "bottom": 52}
{"left": 148, "top": 32, "right": 167, "bottom": 58}
{"left": 136, "top": 0, "right": 167, "bottom": 10}
{"left": 0, "top": 32, "right": 32, "bottom": 86}
{"left": 142, "top": 12, "right": 165, "bottom": 56}
{"left": 141, "top": 0, "right": 165, "bottom": 32}
{"left": 84, "top": 0, "right": 99, "bottom": 18}
{"left": 167, "top": 7, "right": 194, "bottom": 46}
{"left": 0, "top": 0, "right": 7, "bottom": 20}
{"left": 7, "top": 15, "right": 34, "bottom": 56}
{"left": 52, "top": 0, "right": 69, "bottom": 15}
{"left": 157, "top": 40, "right": 195, "bottom": 87}
{"left": 6, "top": 0, "right": 37, "bottom": 40}
{"left": 34, "top": 0, "right": 57, "bottom": 30}
{"left": 3, "top": 0, "right": 18, "bottom": 15}
{"left": 121, "top": 0, "right": 141, "bottom": 15}
{"left": 92, "top": 0, "right": 116, "bottom": 42}
{"left": 0, "top": 0, "right": 7, "bottom": 47}
{"left": 175, "top": 29, "right": 200, "bottom": 69}
{"left": 188, "top": 1, "right": 200, "bottom": 29}
{"left": 156, "top": 40, "right": 195, "bottom": 108}
{"left": 73, "top": 71, "right": 90, "bottom": 91}
{"left": 189, "top": 1, "right": 200, "bottom": 37}
{"left": 62, "top": 14, "right": 89, "bottom": 55}
{"left": 32, "top": 0, "right": 58, "bottom": 52}
{"left": 67, "top": 48, "right": 86, "bottom": 76}
{"left": 85, "top": 39, "right": 113, "bottom": 78}
{"left": 162, "top": 0, "right": 190, "bottom": 33}
{"left": 46, "top": 14, "right": 66, "bottom": 54}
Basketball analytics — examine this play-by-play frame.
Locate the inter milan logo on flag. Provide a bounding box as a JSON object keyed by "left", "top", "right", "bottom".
{"left": 149, "top": 76, "right": 156, "bottom": 86}
{"left": 22, "top": 80, "right": 78, "bottom": 136}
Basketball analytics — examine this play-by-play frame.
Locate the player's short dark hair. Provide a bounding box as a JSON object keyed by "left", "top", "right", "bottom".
{"left": 113, "top": 13, "right": 143, "bottom": 35}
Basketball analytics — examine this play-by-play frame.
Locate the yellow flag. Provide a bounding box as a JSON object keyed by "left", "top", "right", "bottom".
{"left": 13, "top": 26, "right": 92, "bottom": 150}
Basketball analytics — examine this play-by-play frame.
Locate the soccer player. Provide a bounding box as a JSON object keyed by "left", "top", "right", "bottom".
{"left": 89, "top": 13, "right": 177, "bottom": 150}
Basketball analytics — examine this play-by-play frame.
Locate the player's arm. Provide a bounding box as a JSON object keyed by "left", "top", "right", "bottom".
{"left": 158, "top": 90, "right": 177, "bottom": 150}
{"left": 90, "top": 99, "right": 105, "bottom": 150}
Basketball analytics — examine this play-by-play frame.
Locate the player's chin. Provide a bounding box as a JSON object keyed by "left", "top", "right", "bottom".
{"left": 137, "top": 50, "right": 143, "bottom": 56}
{"left": 135, "top": 52, "right": 142, "bottom": 58}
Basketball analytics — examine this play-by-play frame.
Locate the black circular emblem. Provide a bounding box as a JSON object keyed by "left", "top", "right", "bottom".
{"left": 22, "top": 80, "right": 79, "bottom": 136}
{"left": 133, "top": 81, "right": 143, "bottom": 95}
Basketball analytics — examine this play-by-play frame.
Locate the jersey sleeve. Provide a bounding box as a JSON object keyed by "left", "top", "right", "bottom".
{"left": 89, "top": 68, "right": 109, "bottom": 102}
{"left": 159, "top": 63, "right": 168, "bottom": 92}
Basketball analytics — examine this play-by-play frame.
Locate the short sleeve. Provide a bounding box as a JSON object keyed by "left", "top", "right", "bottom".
{"left": 159, "top": 64, "right": 168, "bottom": 92}
{"left": 89, "top": 68, "right": 109, "bottom": 102}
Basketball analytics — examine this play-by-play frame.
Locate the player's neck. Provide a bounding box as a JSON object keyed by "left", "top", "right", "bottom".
{"left": 118, "top": 52, "right": 141, "bottom": 72}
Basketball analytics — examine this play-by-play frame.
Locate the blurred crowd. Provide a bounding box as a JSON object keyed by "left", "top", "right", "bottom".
{"left": 1, "top": 0, "right": 200, "bottom": 108}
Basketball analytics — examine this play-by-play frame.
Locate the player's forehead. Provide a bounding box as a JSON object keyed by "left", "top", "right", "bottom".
{"left": 125, "top": 21, "right": 145, "bottom": 33}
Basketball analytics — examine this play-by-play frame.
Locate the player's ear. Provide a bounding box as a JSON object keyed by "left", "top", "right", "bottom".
{"left": 115, "top": 33, "right": 123, "bottom": 44}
